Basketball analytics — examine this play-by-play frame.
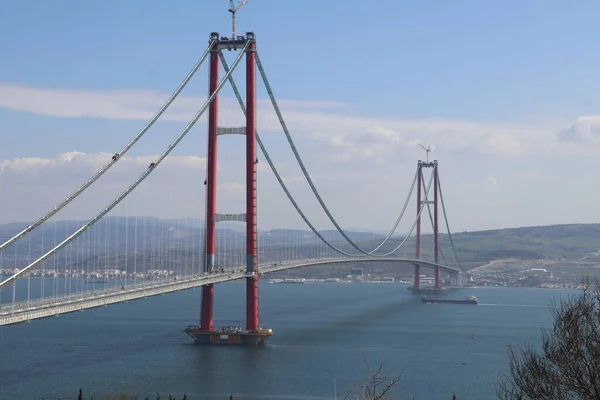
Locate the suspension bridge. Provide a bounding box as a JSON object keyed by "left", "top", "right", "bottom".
{"left": 0, "top": 32, "right": 466, "bottom": 343}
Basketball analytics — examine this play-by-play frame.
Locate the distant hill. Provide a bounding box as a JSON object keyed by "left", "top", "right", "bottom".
{"left": 0, "top": 219, "right": 599, "bottom": 271}
{"left": 444, "top": 223, "right": 600, "bottom": 267}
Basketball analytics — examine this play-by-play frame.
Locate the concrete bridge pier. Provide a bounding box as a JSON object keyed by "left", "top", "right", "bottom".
{"left": 450, "top": 272, "right": 457, "bottom": 286}
{"left": 449, "top": 271, "right": 468, "bottom": 287}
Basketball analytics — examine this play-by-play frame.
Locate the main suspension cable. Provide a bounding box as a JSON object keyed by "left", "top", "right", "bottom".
{"left": 0, "top": 42, "right": 249, "bottom": 290}
{"left": 364, "top": 169, "right": 418, "bottom": 254}
{"left": 0, "top": 41, "right": 216, "bottom": 254}
{"left": 255, "top": 51, "right": 413, "bottom": 256}
{"left": 222, "top": 53, "right": 425, "bottom": 258}
{"left": 373, "top": 171, "right": 434, "bottom": 257}
{"left": 437, "top": 175, "right": 463, "bottom": 271}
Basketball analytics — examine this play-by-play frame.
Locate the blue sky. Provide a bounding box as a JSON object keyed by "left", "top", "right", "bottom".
{"left": 1, "top": 0, "right": 599, "bottom": 232}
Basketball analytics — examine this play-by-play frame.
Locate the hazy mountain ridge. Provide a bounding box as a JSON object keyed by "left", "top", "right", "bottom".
{"left": 0, "top": 220, "right": 599, "bottom": 270}
{"left": 0, "top": 218, "right": 390, "bottom": 269}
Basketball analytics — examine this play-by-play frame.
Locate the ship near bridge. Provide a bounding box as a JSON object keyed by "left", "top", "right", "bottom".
{"left": 421, "top": 295, "right": 478, "bottom": 305}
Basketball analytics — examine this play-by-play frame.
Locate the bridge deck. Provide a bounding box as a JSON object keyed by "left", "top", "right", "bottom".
{"left": 0, "top": 257, "right": 459, "bottom": 326}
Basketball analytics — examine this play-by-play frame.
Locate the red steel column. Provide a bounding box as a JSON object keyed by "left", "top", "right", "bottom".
{"left": 245, "top": 39, "right": 259, "bottom": 332}
{"left": 200, "top": 39, "right": 220, "bottom": 331}
{"left": 414, "top": 162, "right": 422, "bottom": 290}
{"left": 433, "top": 161, "right": 440, "bottom": 289}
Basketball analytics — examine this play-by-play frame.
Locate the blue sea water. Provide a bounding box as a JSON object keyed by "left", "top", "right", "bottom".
{"left": 0, "top": 282, "right": 573, "bottom": 399}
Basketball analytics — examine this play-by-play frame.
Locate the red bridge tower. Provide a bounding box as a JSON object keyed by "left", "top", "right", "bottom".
{"left": 185, "top": 32, "right": 273, "bottom": 345}
{"left": 411, "top": 160, "right": 444, "bottom": 294}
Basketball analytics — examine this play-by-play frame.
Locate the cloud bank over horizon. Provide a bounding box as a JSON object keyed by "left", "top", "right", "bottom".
{"left": 0, "top": 83, "right": 599, "bottom": 232}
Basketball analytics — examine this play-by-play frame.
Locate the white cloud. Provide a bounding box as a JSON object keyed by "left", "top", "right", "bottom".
{"left": 482, "top": 134, "right": 522, "bottom": 156}
{"left": 558, "top": 115, "right": 600, "bottom": 143}
{"left": 0, "top": 152, "right": 210, "bottom": 223}
{"left": 0, "top": 151, "right": 207, "bottom": 186}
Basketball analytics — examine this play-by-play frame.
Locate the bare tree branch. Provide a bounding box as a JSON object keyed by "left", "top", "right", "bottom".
{"left": 345, "top": 359, "right": 402, "bottom": 400}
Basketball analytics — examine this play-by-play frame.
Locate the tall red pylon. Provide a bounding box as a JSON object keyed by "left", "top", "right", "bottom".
{"left": 200, "top": 35, "right": 220, "bottom": 332}
{"left": 411, "top": 159, "right": 443, "bottom": 294}
{"left": 245, "top": 38, "right": 259, "bottom": 332}
{"left": 433, "top": 161, "right": 440, "bottom": 289}
{"left": 186, "top": 32, "right": 272, "bottom": 345}
{"left": 414, "top": 161, "right": 422, "bottom": 290}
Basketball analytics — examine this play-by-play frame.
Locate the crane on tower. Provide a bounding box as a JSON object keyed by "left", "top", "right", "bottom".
{"left": 228, "top": 0, "right": 248, "bottom": 40}
{"left": 419, "top": 144, "right": 432, "bottom": 163}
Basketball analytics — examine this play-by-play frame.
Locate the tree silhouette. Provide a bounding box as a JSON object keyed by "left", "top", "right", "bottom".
{"left": 497, "top": 283, "right": 600, "bottom": 399}
{"left": 345, "top": 361, "right": 401, "bottom": 400}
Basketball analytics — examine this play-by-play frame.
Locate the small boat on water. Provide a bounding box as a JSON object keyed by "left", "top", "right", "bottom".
{"left": 421, "top": 295, "right": 478, "bottom": 305}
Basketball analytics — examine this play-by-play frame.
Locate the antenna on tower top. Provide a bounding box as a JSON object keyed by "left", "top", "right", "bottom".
{"left": 228, "top": 0, "right": 248, "bottom": 40}
{"left": 418, "top": 144, "right": 431, "bottom": 163}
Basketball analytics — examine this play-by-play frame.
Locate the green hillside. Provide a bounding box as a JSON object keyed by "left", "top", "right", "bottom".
{"left": 444, "top": 223, "right": 600, "bottom": 268}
